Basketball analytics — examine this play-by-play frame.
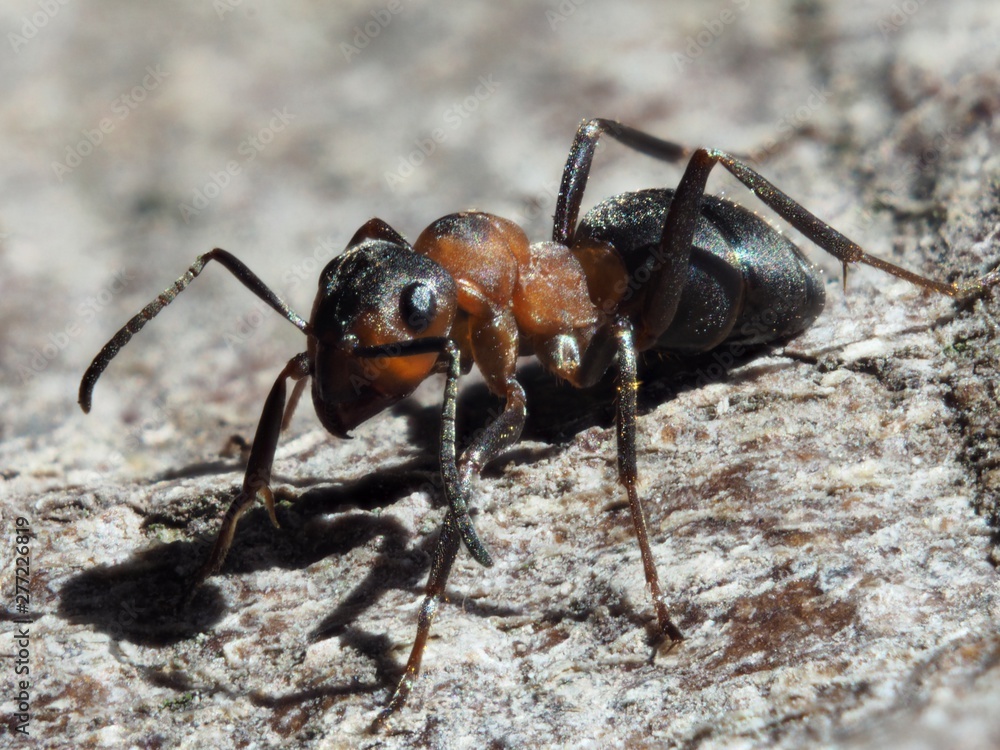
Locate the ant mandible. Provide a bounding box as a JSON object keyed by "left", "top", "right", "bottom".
{"left": 79, "top": 118, "right": 998, "bottom": 727}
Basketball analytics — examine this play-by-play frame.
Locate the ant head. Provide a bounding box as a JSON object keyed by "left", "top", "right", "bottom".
{"left": 309, "top": 219, "right": 458, "bottom": 437}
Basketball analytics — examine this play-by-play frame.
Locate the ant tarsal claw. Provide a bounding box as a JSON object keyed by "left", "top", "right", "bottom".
{"left": 454, "top": 511, "right": 493, "bottom": 568}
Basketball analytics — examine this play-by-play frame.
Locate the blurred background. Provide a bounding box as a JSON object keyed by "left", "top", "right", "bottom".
{"left": 3, "top": 0, "right": 997, "bottom": 440}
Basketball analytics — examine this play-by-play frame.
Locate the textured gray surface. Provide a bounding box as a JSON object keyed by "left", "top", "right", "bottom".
{"left": 3, "top": 1, "right": 1000, "bottom": 747}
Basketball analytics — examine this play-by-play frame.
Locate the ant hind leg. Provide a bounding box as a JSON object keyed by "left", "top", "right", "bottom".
{"left": 555, "top": 118, "right": 999, "bottom": 303}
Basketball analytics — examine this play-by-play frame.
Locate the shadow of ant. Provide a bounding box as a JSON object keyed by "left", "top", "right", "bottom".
{"left": 58, "top": 340, "right": 782, "bottom": 719}
{"left": 58, "top": 471, "right": 434, "bottom": 644}
{"left": 395, "top": 341, "right": 783, "bottom": 456}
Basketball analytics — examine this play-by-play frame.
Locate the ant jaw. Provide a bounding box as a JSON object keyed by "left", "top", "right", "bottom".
{"left": 312, "top": 381, "right": 400, "bottom": 439}
{"left": 309, "top": 338, "right": 420, "bottom": 439}
{"left": 310, "top": 350, "right": 409, "bottom": 439}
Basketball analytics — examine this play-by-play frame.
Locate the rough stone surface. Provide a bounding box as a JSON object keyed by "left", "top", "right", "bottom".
{"left": 2, "top": 1, "right": 1000, "bottom": 748}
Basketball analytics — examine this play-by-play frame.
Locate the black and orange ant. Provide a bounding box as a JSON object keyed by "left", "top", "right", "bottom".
{"left": 79, "top": 118, "right": 998, "bottom": 726}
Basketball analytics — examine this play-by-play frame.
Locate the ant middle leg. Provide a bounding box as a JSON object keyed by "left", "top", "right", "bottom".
{"left": 554, "top": 118, "right": 691, "bottom": 245}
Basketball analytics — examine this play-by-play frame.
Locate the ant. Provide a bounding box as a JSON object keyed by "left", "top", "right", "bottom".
{"left": 80, "top": 118, "right": 998, "bottom": 727}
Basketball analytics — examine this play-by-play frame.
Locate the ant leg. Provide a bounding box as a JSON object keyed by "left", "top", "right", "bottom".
{"left": 371, "top": 386, "right": 524, "bottom": 728}
{"left": 554, "top": 117, "right": 998, "bottom": 301}
{"left": 443, "top": 375, "right": 528, "bottom": 569}
{"left": 613, "top": 318, "right": 684, "bottom": 646}
{"left": 364, "top": 340, "right": 468, "bottom": 727}
{"left": 281, "top": 376, "right": 309, "bottom": 431}
{"left": 183, "top": 353, "right": 310, "bottom": 600}
{"left": 432, "top": 377, "right": 527, "bottom": 567}
{"left": 371, "top": 511, "right": 463, "bottom": 731}
{"left": 359, "top": 340, "right": 524, "bottom": 726}
{"left": 356, "top": 338, "right": 519, "bottom": 567}
{"left": 455, "top": 380, "right": 527, "bottom": 516}
{"left": 678, "top": 148, "right": 1000, "bottom": 299}
{"left": 80, "top": 248, "right": 310, "bottom": 413}
{"left": 435, "top": 338, "right": 496, "bottom": 567}
{"left": 554, "top": 118, "right": 690, "bottom": 245}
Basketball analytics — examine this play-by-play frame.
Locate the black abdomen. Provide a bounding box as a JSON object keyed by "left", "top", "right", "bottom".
{"left": 575, "top": 189, "right": 826, "bottom": 352}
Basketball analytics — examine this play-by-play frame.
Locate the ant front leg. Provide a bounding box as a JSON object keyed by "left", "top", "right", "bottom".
{"left": 612, "top": 318, "right": 684, "bottom": 647}
{"left": 443, "top": 376, "right": 527, "bottom": 569}
{"left": 76, "top": 249, "right": 313, "bottom": 603}
{"left": 358, "top": 338, "right": 526, "bottom": 728}
{"left": 184, "top": 352, "right": 310, "bottom": 600}
{"left": 372, "top": 508, "right": 463, "bottom": 731}
{"left": 366, "top": 339, "right": 466, "bottom": 730}
{"left": 353, "top": 335, "right": 524, "bottom": 567}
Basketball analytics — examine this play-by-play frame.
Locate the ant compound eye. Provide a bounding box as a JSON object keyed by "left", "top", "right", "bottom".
{"left": 400, "top": 282, "right": 437, "bottom": 332}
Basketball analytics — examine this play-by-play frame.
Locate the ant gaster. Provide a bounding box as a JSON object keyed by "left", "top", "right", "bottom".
{"left": 80, "top": 119, "right": 998, "bottom": 726}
